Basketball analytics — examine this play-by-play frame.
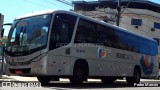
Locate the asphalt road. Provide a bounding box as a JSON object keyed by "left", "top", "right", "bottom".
{"left": 0, "top": 75, "right": 160, "bottom": 90}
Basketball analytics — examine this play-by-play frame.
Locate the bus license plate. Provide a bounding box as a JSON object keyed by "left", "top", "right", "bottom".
{"left": 15, "top": 70, "right": 22, "bottom": 74}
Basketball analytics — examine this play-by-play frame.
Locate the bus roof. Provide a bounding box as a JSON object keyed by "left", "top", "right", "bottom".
{"left": 15, "top": 9, "right": 55, "bottom": 19}
{"left": 15, "top": 10, "right": 78, "bottom": 20}
{"left": 15, "top": 10, "right": 156, "bottom": 43}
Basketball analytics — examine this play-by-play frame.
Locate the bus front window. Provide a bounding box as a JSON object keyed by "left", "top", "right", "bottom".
{"left": 6, "top": 14, "right": 52, "bottom": 55}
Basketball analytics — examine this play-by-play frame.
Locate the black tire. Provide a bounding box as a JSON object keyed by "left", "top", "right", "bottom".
{"left": 69, "top": 62, "right": 87, "bottom": 84}
{"left": 101, "top": 77, "right": 116, "bottom": 84}
{"left": 37, "top": 76, "right": 51, "bottom": 84}
{"left": 126, "top": 68, "right": 141, "bottom": 84}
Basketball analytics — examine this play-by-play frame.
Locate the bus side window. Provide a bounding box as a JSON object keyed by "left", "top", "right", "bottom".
{"left": 140, "top": 38, "right": 149, "bottom": 54}
{"left": 127, "top": 34, "right": 140, "bottom": 52}
{"left": 75, "top": 18, "right": 97, "bottom": 43}
{"left": 149, "top": 41, "right": 158, "bottom": 56}
{"left": 49, "top": 14, "right": 77, "bottom": 50}
{"left": 75, "top": 26, "right": 87, "bottom": 43}
{"left": 97, "top": 25, "right": 114, "bottom": 47}
{"left": 114, "top": 30, "right": 128, "bottom": 50}
{"left": 56, "top": 21, "right": 70, "bottom": 43}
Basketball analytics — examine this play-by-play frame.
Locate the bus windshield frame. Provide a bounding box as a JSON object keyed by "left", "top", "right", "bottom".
{"left": 5, "top": 14, "right": 52, "bottom": 56}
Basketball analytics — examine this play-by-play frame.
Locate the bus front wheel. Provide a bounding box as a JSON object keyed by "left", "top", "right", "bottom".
{"left": 69, "top": 62, "right": 87, "bottom": 84}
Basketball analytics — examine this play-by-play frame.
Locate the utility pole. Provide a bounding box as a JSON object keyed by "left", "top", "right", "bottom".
{"left": 0, "top": 13, "right": 4, "bottom": 78}
{"left": 116, "top": 0, "right": 121, "bottom": 26}
{"left": 0, "top": 14, "right": 4, "bottom": 37}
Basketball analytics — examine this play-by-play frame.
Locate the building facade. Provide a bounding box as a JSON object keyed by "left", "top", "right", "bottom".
{"left": 73, "top": 0, "right": 160, "bottom": 53}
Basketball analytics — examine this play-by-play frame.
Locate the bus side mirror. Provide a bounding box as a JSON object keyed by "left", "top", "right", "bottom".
{"left": 1, "top": 28, "right": 4, "bottom": 37}
{"left": 1, "top": 23, "right": 13, "bottom": 38}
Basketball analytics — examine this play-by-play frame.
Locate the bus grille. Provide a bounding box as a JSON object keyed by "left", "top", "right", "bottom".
{"left": 8, "top": 61, "right": 31, "bottom": 66}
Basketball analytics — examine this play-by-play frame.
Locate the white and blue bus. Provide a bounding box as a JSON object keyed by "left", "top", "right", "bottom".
{"left": 4, "top": 10, "right": 159, "bottom": 84}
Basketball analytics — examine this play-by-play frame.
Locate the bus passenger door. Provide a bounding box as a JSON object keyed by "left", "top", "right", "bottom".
{"left": 48, "top": 13, "right": 77, "bottom": 75}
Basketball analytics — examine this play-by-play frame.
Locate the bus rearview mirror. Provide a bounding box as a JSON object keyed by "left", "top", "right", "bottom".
{"left": 1, "top": 28, "right": 4, "bottom": 37}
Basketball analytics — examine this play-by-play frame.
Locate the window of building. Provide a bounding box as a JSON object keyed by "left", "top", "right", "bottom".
{"left": 154, "top": 22, "right": 160, "bottom": 29}
{"left": 75, "top": 18, "right": 97, "bottom": 43}
{"left": 131, "top": 19, "right": 142, "bottom": 26}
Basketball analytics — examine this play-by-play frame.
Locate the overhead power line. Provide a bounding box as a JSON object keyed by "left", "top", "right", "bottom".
{"left": 44, "top": 0, "right": 67, "bottom": 9}
{"left": 121, "top": 0, "right": 132, "bottom": 14}
{"left": 57, "top": 0, "right": 73, "bottom": 6}
{"left": 23, "top": 0, "right": 51, "bottom": 9}
{"left": 44, "top": 0, "right": 56, "bottom": 5}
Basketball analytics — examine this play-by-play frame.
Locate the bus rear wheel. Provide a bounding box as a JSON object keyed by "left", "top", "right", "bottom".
{"left": 126, "top": 68, "right": 141, "bottom": 84}
{"left": 37, "top": 76, "right": 51, "bottom": 84}
{"left": 69, "top": 62, "right": 87, "bottom": 84}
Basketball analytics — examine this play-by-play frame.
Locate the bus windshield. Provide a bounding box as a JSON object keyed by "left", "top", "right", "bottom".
{"left": 6, "top": 14, "right": 52, "bottom": 53}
